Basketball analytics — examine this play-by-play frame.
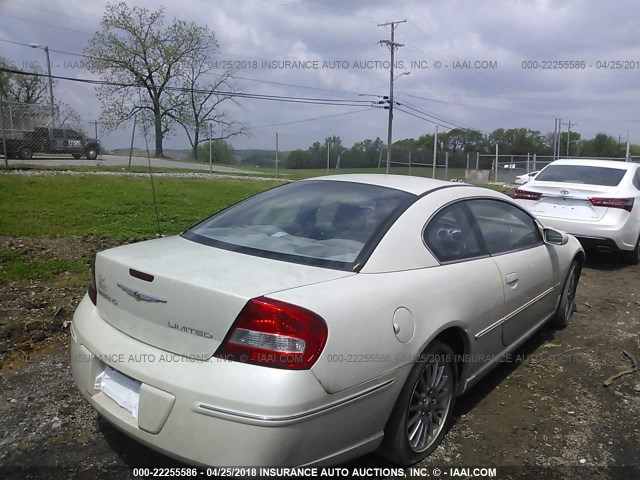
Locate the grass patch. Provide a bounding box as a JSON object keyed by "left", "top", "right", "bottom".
{"left": 0, "top": 174, "right": 281, "bottom": 238}
{"left": 234, "top": 165, "right": 468, "bottom": 181}
{"left": 0, "top": 250, "right": 86, "bottom": 283}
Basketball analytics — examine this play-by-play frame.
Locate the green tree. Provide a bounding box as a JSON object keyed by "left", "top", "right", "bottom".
{"left": 0, "top": 59, "right": 48, "bottom": 104}
{"left": 578, "top": 133, "right": 621, "bottom": 158}
{"left": 488, "top": 128, "right": 546, "bottom": 155}
{"left": 196, "top": 139, "right": 235, "bottom": 164}
{"left": 85, "top": 3, "right": 219, "bottom": 157}
{"left": 285, "top": 149, "right": 313, "bottom": 169}
{"left": 558, "top": 131, "right": 581, "bottom": 157}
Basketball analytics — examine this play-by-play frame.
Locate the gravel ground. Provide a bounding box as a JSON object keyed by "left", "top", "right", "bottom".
{"left": 4, "top": 168, "right": 285, "bottom": 182}
{"left": 0, "top": 236, "right": 639, "bottom": 479}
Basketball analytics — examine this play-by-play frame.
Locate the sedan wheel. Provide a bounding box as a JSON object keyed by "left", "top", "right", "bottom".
{"left": 550, "top": 260, "right": 580, "bottom": 329}
{"left": 381, "top": 340, "right": 457, "bottom": 465}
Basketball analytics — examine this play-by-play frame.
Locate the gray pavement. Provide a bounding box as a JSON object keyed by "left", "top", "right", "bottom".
{"left": 4, "top": 153, "right": 258, "bottom": 174}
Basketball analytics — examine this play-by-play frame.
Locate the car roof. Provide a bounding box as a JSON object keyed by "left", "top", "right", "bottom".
{"left": 547, "top": 159, "right": 638, "bottom": 170}
{"left": 306, "top": 174, "right": 457, "bottom": 195}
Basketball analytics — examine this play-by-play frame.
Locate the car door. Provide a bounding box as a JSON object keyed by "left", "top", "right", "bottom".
{"left": 466, "top": 199, "right": 560, "bottom": 346}
{"left": 50, "top": 129, "right": 65, "bottom": 152}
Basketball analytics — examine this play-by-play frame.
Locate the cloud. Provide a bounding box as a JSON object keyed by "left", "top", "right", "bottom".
{"left": 1, "top": 0, "right": 639, "bottom": 150}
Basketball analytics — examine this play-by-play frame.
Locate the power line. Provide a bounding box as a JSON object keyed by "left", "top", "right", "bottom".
{"left": 0, "top": 13, "right": 95, "bottom": 36}
{"left": 247, "top": 108, "right": 375, "bottom": 129}
{"left": 394, "top": 107, "right": 457, "bottom": 131}
{"left": 0, "top": 66, "right": 375, "bottom": 107}
{"left": 394, "top": 100, "right": 474, "bottom": 131}
{"left": 3, "top": 0, "right": 100, "bottom": 25}
{"left": 0, "top": 38, "right": 380, "bottom": 99}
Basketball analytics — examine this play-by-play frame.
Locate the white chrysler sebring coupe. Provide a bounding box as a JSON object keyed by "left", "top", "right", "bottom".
{"left": 71, "top": 175, "right": 584, "bottom": 466}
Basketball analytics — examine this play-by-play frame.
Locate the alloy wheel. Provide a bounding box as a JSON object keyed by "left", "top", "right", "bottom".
{"left": 406, "top": 357, "right": 453, "bottom": 452}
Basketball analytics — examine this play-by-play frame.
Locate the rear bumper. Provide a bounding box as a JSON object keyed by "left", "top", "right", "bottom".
{"left": 570, "top": 236, "right": 621, "bottom": 253}
{"left": 70, "top": 295, "right": 398, "bottom": 466}
{"left": 535, "top": 215, "right": 638, "bottom": 251}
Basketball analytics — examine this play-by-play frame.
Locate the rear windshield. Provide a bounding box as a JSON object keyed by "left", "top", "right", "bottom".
{"left": 535, "top": 165, "right": 627, "bottom": 186}
{"left": 183, "top": 180, "right": 415, "bottom": 270}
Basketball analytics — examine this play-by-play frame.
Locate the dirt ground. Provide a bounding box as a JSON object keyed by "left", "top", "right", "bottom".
{"left": 0, "top": 236, "right": 638, "bottom": 479}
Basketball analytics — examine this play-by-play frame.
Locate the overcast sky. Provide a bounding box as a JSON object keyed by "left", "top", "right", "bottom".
{"left": 1, "top": 0, "right": 639, "bottom": 151}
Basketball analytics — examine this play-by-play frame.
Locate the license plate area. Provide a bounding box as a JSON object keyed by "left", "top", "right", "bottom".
{"left": 94, "top": 366, "right": 141, "bottom": 419}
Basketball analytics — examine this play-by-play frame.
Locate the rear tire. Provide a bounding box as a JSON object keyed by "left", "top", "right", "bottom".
{"left": 550, "top": 260, "right": 580, "bottom": 329}
{"left": 380, "top": 340, "right": 457, "bottom": 466}
{"left": 622, "top": 236, "right": 640, "bottom": 265}
{"left": 19, "top": 146, "right": 33, "bottom": 160}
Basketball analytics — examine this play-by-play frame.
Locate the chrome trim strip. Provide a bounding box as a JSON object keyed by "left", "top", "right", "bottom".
{"left": 117, "top": 283, "right": 167, "bottom": 303}
{"left": 193, "top": 378, "right": 394, "bottom": 424}
{"left": 475, "top": 284, "right": 559, "bottom": 340}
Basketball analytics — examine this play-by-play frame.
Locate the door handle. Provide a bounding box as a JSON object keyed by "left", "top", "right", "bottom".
{"left": 505, "top": 273, "right": 519, "bottom": 284}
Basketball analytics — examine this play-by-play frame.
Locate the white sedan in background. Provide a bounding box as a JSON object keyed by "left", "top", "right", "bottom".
{"left": 515, "top": 159, "right": 640, "bottom": 264}
{"left": 71, "top": 174, "right": 584, "bottom": 466}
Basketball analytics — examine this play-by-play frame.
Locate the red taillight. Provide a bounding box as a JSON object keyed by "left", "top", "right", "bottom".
{"left": 514, "top": 189, "right": 542, "bottom": 200}
{"left": 214, "top": 297, "right": 328, "bottom": 370}
{"left": 88, "top": 256, "right": 97, "bottom": 305}
{"left": 589, "top": 197, "right": 634, "bottom": 212}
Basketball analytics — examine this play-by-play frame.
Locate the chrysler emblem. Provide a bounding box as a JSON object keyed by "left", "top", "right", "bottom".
{"left": 117, "top": 283, "right": 167, "bottom": 303}
{"left": 559, "top": 189, "right": 570, "bottom": 196}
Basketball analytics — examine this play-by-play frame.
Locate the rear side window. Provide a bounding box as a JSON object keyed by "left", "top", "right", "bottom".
{"left": 467, "top": 199, "right": 542, "bottom": 255}
{"left": 535, "top": 165, "right": 627, "bottom": 186}
{"left": 424, "top": 202, "right": 484, "bottom": 262}
{"left": 633, "top": 169, "right": 640, "bottom": 190}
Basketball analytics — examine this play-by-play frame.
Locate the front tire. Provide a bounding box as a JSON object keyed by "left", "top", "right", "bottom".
{"left": 549, "top": 260, "right": 580, "bottom": 329}
{"left": 85, "top": 148, "right": 98, "bottom": 160}
{"left": 381, "top": 340, "right": 457, "bottom": 466}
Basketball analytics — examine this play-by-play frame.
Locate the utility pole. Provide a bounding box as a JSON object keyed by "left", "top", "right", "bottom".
{"left": 556, "top": 118, "right": 562, "bottom": 159}
{"left": 127, "top": 115, "right": 136, "bottom": 171}
{"left": 326, "top": 138, "right": 330, "bottom": 174}
{"left": 552, "top": 119, "right": 557, "bottom": 161}
{"left": 0, "top": 101, "right": 8, "bottom": 167}
{"left": 30, "top": 44, "right": 55, "bottom": 127}
{"left": 563, "top": 120, "right": 576, "bottom": 158}
{"left": 432, "top": 125, "right": 438, "bottom": 178}
{"left": 625, "top": 129, "right": 631, "bottom": 162}
{"left": 275, "top": 132, "right": 279, "bottom": 178}
{"left": 379, "top": 20, "right": 406, "bottom": 174}
{"left": 209, "top": 123, "right": 213, "bottom": 178}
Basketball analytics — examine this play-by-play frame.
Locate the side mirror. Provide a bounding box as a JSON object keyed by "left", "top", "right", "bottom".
{"left": 543, "top": 228, "right": 568, "bottom": 246}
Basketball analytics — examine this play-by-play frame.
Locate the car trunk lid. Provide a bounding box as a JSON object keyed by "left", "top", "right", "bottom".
{"left": 524, "top": 183, "right": 621, "bottom": 221}
{"left": 94, "top": 236, "right": 354, "bottom": 358}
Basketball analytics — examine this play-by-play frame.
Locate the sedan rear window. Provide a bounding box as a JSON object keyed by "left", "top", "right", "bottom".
{"left": 183, "top": 180, "right": 415, "bottom": 270}
{"left": 535, "top": 165, "right": 627, "bottom": 186}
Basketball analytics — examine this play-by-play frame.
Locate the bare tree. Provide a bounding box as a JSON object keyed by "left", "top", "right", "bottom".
{"left": 84, "top": 2, "right": 219, "bottom": 157}
{"left": 171, "top": 53, "right": 246, "bottom": 160}
{"left": 56, "top": 101, "right": 83, "bottom": 131}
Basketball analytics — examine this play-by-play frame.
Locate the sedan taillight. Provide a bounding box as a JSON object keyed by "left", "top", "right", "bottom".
{"left": 588, "top": 197, "right": 634, "bottom": 212}
{"left": 514, "top": 189, "right": 542, "bottom": 200}
{"left": 214, "top": 297, "right": 328, "bottom": 370}
{"left": 88, "top": 255, "right": 97, "bottom": 305}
